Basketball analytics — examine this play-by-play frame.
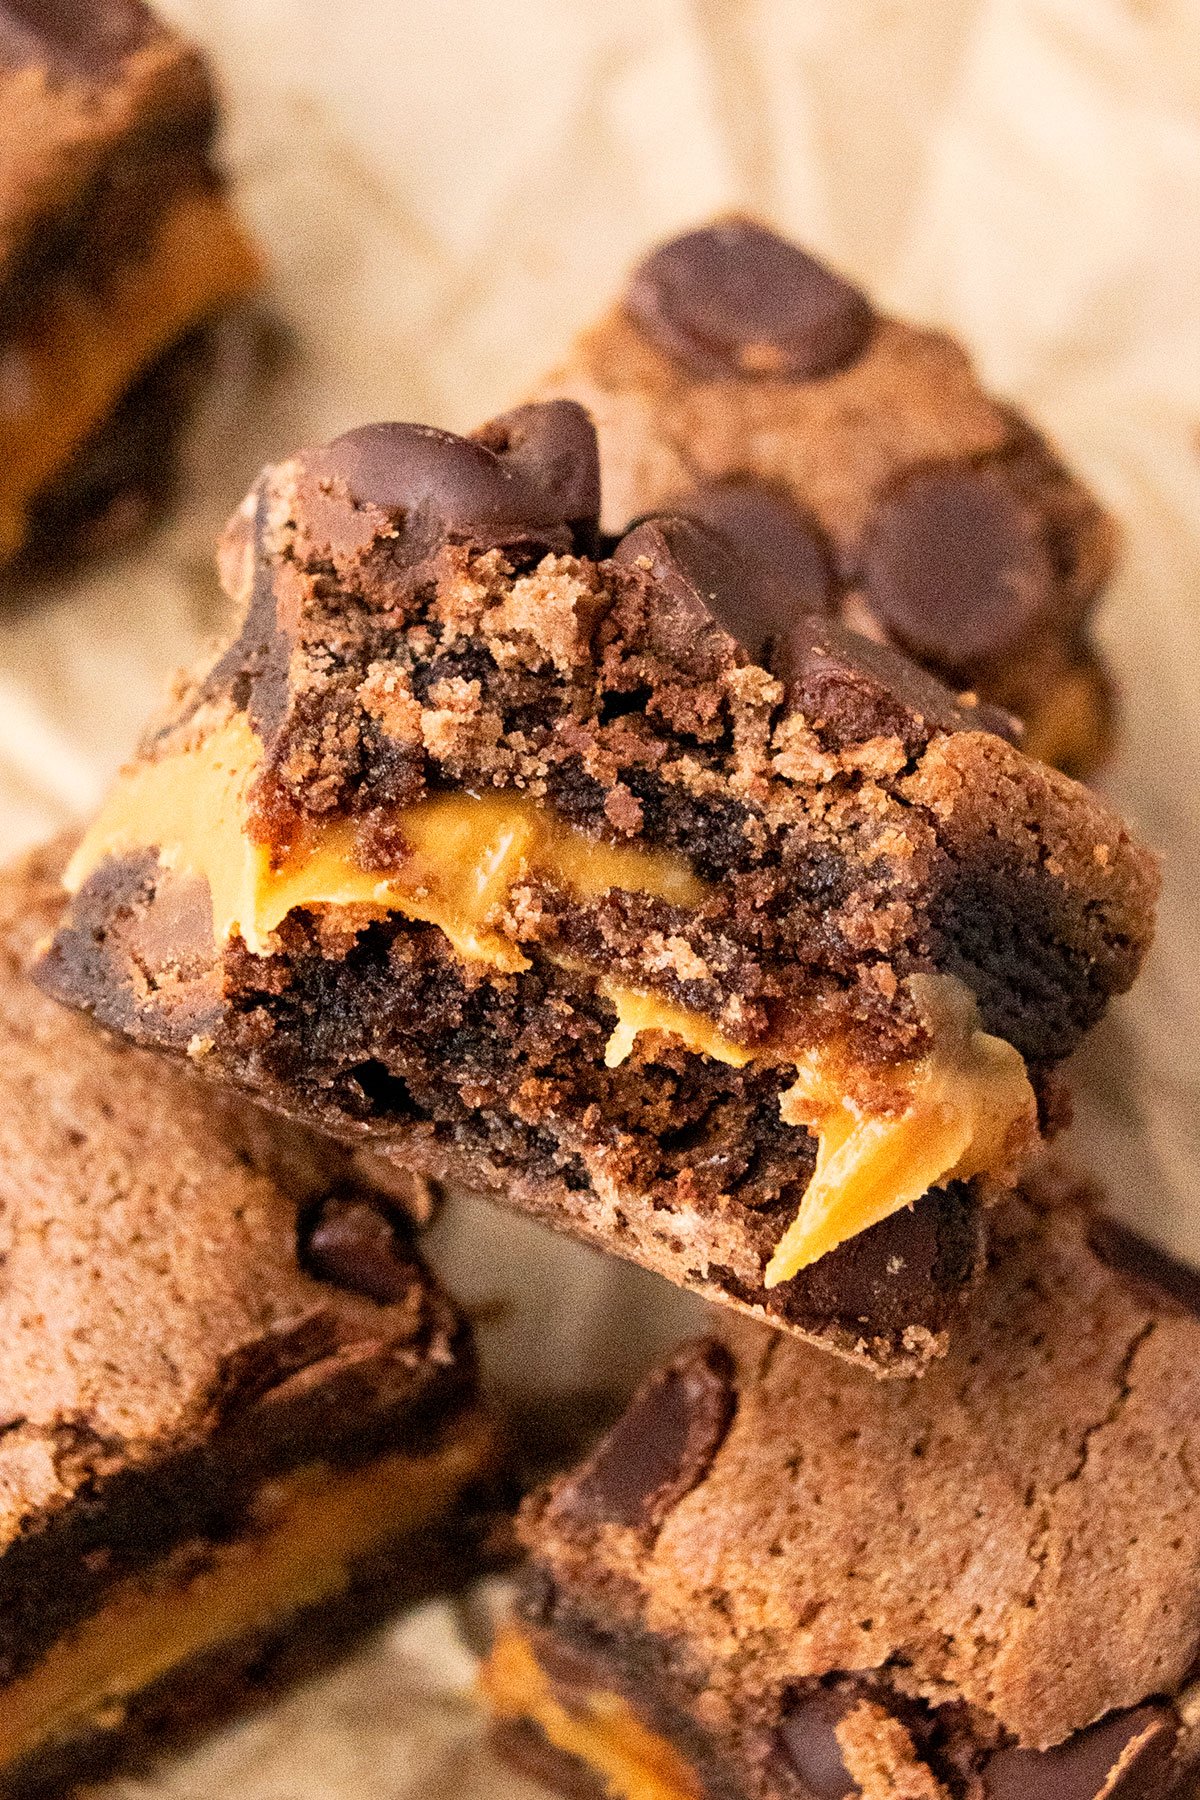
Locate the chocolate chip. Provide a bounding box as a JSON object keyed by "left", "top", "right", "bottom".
{"left": 612, "top": 513, "right": 787, "bottom": 667}
{"left": 1089, "top": 1216, "right": 1200, "bottom": 1320}
{"left": 303, "top": 1195, "right": 417, "bottom": 1306}
{"left": 625, "top": 219, "right": 874, "bottom": 382}
{"left": 472, "top": 400, "right": 601, "bottom": 554}
{"left": 981, "top": 1704, "right": 1178, "bottom": 1800}
{"left": 674, "top": 479, "right": 836, "bottom": 624}
{"left": 557, "top": 1339, "right": 734, "bottom": 1532}
{"left": 311, "top": 415, "right": 579, "bottom": 556}
{"left": 0, "top": 0, "right": 154, "bottom": 80}
{"left": 778, "top": 613, "right": 1016, "bottom": 754}
{"left": 777, "top": 1689, "right": 858, "bottom": 1798}
{"left": 861, "top": 463, "right": 1055, "bottom": 676}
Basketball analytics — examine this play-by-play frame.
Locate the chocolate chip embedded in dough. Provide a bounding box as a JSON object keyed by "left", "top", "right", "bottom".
{"left": 556, "top": 1338, "right": 734, "bottom": 1532}
{"left": 303, "top": 1194, "right": 418, "bottom": 1307}
{"left": 778, "top": 613, "right": 1016, "bottom": 754}
{"left": 312, "top": 419, "right": 576, "bottom": 555}
{"left": 981, "top": 1703, "right": 1178, "bottom": 1800}
{"left": 472, "top": 400, "right": 601, "bottom": 553}
{"left": 0, "top": 0, "right": 156, "bottom": 80}
{"left": 613, "top": 512, "right": 788, "bottom": 666}
{"left": 776, "top": 1689, "right": 858, "bottom": 1798}
{"left": 625, "top": 218, "right": 874, "bottom": 382}
{"left": 675, "top": 478, "right": 836, "bottom": 621}
{"left": 861, "top": 462, "right": 1055, "bottom": 677}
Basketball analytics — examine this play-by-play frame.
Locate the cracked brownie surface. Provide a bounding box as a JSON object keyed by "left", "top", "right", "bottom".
{"left": 0, "top": 840, "right": 497, "bottom": 1797}
{"left": 486, "top": 1174, "right": 1200, "bottom": 1799}
{"left": 35, "top": 402, "right": 1157, "bottom": 1371}
{"left": 534, "top": 217, "right": 1117, "bottom": 777}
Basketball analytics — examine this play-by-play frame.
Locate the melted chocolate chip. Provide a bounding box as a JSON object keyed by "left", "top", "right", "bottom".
{"left": 612, "top": 513, "right": 787, "bottom": 666}
{"left": 1089, "top": 1216, "right": 1200, "bottom": 1319}
{"left": 557, "top": 1339, "right": 734, "bottom": 1532}
{"left": 779, "top": 613, "right": 1015, "bottom": 754}
{"left": 861, "top": 463, "right": 1055, "bottom": 676}
{"left": 311, "top": 414, "right": 580, "bottom": 555}
{"left": 472, "top": 400, "right": 601, "bottom": 553}
{"left": 625, "top": 219, "right": 874, "bottom": 382}
{"left": 777, "top": 1689, "right": 858, "bottom": 1798}
{"left": 0, "top": 0, "right": 154, "bottom": 80}
{"left": 675, "top": 478, "right": 836, "bottom": 622}
{"left": 981, "top": 1704, "right": 1178, "bottom": 1800}
{"left": 303, "top": 1195, "right": 417, "bottom": 1306}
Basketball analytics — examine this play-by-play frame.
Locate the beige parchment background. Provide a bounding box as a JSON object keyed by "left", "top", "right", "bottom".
{"left": 2, "top": 1, "right": 1199, "bottom": 1792}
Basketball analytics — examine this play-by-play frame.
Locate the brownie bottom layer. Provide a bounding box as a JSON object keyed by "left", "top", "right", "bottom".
{"left": 2, "top": 1496, "right": 503, "bottom": 1800}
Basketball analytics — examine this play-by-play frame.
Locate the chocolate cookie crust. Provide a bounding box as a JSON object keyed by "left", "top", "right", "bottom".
{"left": 0, "top": 0, "right": 260, "bottom": 562}
{"left": 0, "top": 842, "right": 497, "bottom": 1793}
{"left": 535, "top": 217, "right": 1117, "bottom": 776}
{"left": 489, "top": 1177, "right": 1200, "bottom": 1800}
{"left": 37, "top": 405, "right": 1155, "bottom": 1368}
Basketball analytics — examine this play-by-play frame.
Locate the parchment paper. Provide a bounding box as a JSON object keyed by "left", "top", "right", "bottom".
{"left": 4, "top": 2, "right": 1199, "bottom": 1792}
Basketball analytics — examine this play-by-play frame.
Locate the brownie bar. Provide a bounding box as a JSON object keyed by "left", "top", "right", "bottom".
{"left": 0, "top": 0, "right": 260, "bottom": 563}
{"left": 484, "top": 1174, "right": 1200, "bottom": 1800}
{"left": 533, "top": 217, "right": 1117, "bottom": 777}
{"left": 35, "top": 404, "right": 1156, "bottom": 1371}
{"left": 0, "top": 841, "right": 499, "bottom": 1796}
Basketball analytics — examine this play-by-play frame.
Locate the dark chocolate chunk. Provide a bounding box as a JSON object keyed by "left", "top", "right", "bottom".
{"left": 861, "top": 462, "right": 1055, "bottom": 676}
{"left": 625, "top": 218, "right": 874, "bottom": 382}
{"left": 1088, "top": 1216, "right": 1200, "bottom": 1320}
{"left": 310, "top": 416, "right": 579, "bottom": 555}
{"left": 557, "top": 1339, "right": 734, "bottom": 1532}
{"left": 675, "top": 478, "right": 836, "bottom": 620}
{"left": 0, "top": 0, "right": 155, "bottom": 80}
{"left": 612, "top": 513, "right": 788, "bottom": 666}
{"left": 777, "top": 1689, "right": 857, "bottom": 1798}
{"left": 981, "top": 1704, "right": 1178, "bottom": 1800}
{"left": 302, "top": 1194, "right": 418, "bottom": 1307}
{"left": 472, "top": 400, "right": 601, "bottom": 553}
{"left": 779, "top": 613, "right": 1016, "bottom": 754}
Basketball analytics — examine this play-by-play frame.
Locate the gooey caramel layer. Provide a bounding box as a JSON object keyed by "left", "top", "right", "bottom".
{"left": 482, "top": 1625, "right": 702, "bottom": 1800}
{"left": 0, "top": 1412, "right": 494, "bottom": 1775}
{"left": 66, "top": 713, "right": 1037, "bottom": 1275}
{"left": 0, "top": 183, "right": 260, "bottom": 559}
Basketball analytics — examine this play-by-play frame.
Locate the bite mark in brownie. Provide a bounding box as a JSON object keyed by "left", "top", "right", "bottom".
{"left": 484, "top": 1176, "right": 1200, "bottom": 1799}
{"left": 534, "top": 216, "right": 1118, "bottom": 777}
{"left": 0, "top": 840, "right": 499, "bottom": 1793}
{"left": 36, "top": 404, "right": 1157, "bottom": 1367}
{"left": 0, "top": 0, "right": 260, "bottom": 561}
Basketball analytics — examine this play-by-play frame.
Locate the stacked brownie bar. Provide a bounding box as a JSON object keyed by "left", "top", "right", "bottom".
{"left": 7, "top": 186, "right": 1176, "bottom": 1797}
{"left": 0, "top": 841, "right": 500, "bottom": 1797}
{"left": 0, "top": 0, "right": 260, "bottom": 563}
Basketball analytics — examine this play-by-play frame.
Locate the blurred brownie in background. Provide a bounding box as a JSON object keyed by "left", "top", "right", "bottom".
{"left": 0, "top": 841, "right": 498, "bottom": 1799}
{"left": 0, "top": 0, "right": 261, "bottom": 566}
{"left": 534, "top": 217, "right": 1117, "bottom": 777}
{"left": 484, "top": 1176, "right": 1200, "bottom": 1800}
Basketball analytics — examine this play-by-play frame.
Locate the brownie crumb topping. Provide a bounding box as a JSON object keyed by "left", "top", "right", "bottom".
{"left": 625, "top": 217, "right": 875, "bottom": 382}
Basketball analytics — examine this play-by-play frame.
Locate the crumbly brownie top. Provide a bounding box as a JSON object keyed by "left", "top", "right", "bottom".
{"left": 524, "top": 1174, "right": 1200, "bottom": 1754}
{"left": 0, "top": 0, "right": 215, "bottom": 279}
{"left": 0, "top": 839, "right": 463, "bottom": 1557}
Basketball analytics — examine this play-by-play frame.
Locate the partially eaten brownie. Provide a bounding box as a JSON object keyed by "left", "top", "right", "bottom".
{"left": 534, "top": 216, "right": 1118, "bottom": 777}
{"left": 0, "top": 0, "right": 261, "bottom": 564}
{"left": 484, "top": 1176, "right": 1200, "bottom": 1800}
{"left": 36, "top": 402, "right": 1158, "bottom": 1372}
{"left": 0, "top": 841, "right": 500, "bottom": 1800}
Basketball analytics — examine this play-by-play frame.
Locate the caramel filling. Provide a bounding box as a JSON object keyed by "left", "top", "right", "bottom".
{"left": 0, "top": 184, "right": 260, "bottom": 558}
{"left": 0, "top": 1413, "right": 493, "bottom": 1774}
{"left": 66, "top": 716, "right": 1036, "bottom": 1275}
{"left": 482, "top": 1625, "right": 702, "bottom": 1800}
